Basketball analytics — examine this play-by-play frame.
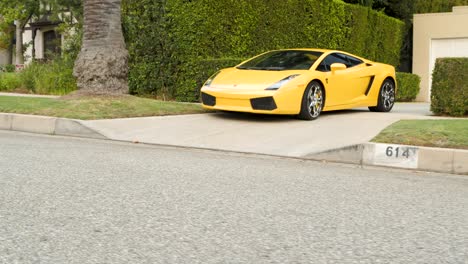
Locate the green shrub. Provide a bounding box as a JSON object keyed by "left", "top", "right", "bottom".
{"left": 0, "top": 64, "right": 15, "bottom": 73}
{"left": 396, "top": 72, "right": 420, "bottom": 101}
{"left": 0, "top": 72, "right": 22, "bottom": 91}
{"left": 123, "top": 0, "right": 404, "bottom": 102}
{"left": 19, "top": 62, "right": 41, "bottom": 92}
{"left": 431, "top": 58, "right": 468, "bottom": 117}
{"left": 19, "top": 59, "right": 77, "bottom": 95}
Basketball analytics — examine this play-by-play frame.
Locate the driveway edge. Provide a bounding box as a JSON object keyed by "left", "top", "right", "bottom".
{"left": 2, "top": 112, "right": 466, "bottom": 175}
{"left": 308, "top": 142, "right": 468, "bottom": 175}
{"left": 0, "top": 113, "right": 107, "bottom": 140}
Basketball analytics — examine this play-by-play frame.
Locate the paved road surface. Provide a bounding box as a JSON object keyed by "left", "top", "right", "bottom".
{"left": 1, "top": 131, "right": 467, "bottom": 264}
{"left": 84, "top": 103, "right": 440, "bottom": 156}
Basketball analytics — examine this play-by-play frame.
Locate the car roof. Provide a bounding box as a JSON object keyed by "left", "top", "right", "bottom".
{"left": 279, "top": 48, "right": 332, "bottom": 52}
{"left": 274, "top": 48, "right": 370, "bottom": 62}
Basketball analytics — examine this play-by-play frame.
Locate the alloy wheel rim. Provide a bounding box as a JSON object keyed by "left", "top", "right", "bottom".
{"left": 382, "top": 82, "right": 395, "bottom": 110}
{"left": 308, "top": 85, "right": 323, "bottom": 118}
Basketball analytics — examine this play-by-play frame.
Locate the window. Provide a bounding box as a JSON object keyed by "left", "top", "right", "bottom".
{"left": 237, "top": 50, "right": 323, "bottom": 71}
{"left": 316, "top": 53, "right": 363, "bottom": 72}
{"left": 346, "top": 55, "right": 364, "bottom": 67}
{"left": 43, "top": 30, "right": 61, "bottom": 60}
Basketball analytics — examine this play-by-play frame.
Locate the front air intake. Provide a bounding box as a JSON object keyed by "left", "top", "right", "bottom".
{"left": 201, "top": 92, "right": 216, "bottom": 106}
{"left": 250, "top": 97, "right": 277, "bottom": 111}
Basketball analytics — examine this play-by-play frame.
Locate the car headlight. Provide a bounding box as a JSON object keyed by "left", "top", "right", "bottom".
{"left": 203, "top": 71, "right": 221, "bottom": 87}
{"left": 265, "top": 74, "right": 301, "bottom": 90}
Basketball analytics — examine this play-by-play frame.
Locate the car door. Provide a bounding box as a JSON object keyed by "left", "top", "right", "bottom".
{"left": 340, "top": 54, "right": 375, "bottom": 104}
{"left": 316, "top": 53, "right": 370, "bottom": 106}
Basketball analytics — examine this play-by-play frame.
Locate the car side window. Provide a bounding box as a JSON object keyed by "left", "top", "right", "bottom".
{"left": 332, "top": 53, "right": 350, "bottom": 67}
{"left": 345, "top": 55, "right": 364, "bottom": 67}
{"left": 315, "top": 56, "right": 332, "bottom": 72}
{"left": 316, "top": 53, "right": 363, "bottom": 72}
{"left": 316, "top": 53, "right": 348, "bottom": 72}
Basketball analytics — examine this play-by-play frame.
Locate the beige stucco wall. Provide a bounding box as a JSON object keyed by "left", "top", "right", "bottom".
{"left": 23, "top": 29, "right": 33, "bottom": 63}
{"left": 0, "top": 30, "right": 10, "bottom": 65}
{"left": 413, "top": 6, "right": 468, "bottom": 102}
{"left": 0, "top": 49, "right": 9, "bottom": 65}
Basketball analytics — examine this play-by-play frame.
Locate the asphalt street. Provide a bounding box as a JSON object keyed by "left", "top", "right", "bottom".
{"left": 0, "top": 131, "right": 467, "bottom": 264}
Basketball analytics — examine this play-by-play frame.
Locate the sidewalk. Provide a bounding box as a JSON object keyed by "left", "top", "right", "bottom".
{"left": 0, "top": 92, "right": 59, "bottom": 99}
{"left": 1, "top": 103, "right": 466, "bottom": 174}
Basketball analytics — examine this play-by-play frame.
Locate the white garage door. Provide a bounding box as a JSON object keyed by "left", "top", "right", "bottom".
{"left": 429, "top": 38, "right": 468, "bottom": 100}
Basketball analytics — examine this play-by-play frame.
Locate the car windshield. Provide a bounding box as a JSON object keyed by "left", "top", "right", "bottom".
{"left": 237, "top": 50, "right": 323, "bottom": 71}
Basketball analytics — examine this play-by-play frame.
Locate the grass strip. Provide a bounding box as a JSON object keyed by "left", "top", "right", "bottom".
{"left": 0, "top": 95, "right": 206, "bottom": 120}
{"left": 372, "top": 120, "right": 468, "bottom": 149}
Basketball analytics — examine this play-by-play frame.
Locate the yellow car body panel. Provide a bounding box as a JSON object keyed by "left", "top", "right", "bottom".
{"left": 201, "top": 49, "right": 396, "bottom": 115}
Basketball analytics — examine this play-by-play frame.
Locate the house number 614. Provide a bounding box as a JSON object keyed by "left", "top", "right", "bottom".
{"left": 386, "top": 146, "right": 410, "bottom": 159}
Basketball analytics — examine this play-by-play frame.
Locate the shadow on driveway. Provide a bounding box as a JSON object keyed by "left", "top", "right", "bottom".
{"left": 209, "top": 108, "right": 381, "bottom": 123}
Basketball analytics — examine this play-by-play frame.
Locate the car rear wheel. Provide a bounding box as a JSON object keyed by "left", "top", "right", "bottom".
{"left": 298, "top": 81, "right": 324, "bottom": 120}
{"left": 369, "top": 79, "right": 395, "bottom": 112}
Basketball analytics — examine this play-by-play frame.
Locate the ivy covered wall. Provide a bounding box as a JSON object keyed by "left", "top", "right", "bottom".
{"left": 123, "top": 0, "right": 404, "bottom": 102}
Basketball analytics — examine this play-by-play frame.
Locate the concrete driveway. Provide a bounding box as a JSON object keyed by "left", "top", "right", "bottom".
{"left": 84, "top": 103, "right": 437, "bottom": 157}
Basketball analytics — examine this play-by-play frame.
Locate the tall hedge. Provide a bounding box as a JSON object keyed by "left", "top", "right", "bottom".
{"left": 122, "top": 0, "right": 173, "bottom": 97}
{"left": 123, "top": 0, "right": 404, "bottom": 102}
{"left": 431, "top": 58, "right": 468, "bottom": 117}
{"left": 396, "top": 72, "right": 420, "bottom": 102}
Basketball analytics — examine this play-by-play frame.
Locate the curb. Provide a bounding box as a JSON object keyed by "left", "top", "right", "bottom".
{"left": 0, "top": 92, "right": 59, "bottom": 99}
{"left": 0, "top": 113, "right": 106, "bottom": 139}
{"left": 1, "top": 113, "right": 466, "bottom": 175}
{"left": 308, "top": 142, "right": 468, "bottom": 175}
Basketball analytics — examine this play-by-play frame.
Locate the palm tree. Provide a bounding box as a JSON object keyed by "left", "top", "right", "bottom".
{"left": 74, "top": 0, "right": 128, "bottom": 95}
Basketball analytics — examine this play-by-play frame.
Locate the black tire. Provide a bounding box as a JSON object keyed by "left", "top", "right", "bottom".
{"left": 298, "top": 81, "right": 325, "bottom": 120}
{"left": 369, "top": 79, "right": 395, "bottom": 112}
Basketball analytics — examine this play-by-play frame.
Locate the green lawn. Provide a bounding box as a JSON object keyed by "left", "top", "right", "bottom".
{"left": 372, "top": 120, "right": 468, "bottom": 149}
{"left": 0, "top": 95, "right": 206, "bottom": 120}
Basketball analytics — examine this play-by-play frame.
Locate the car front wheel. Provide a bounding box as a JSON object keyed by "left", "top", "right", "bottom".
{"left": 369, "top": 79, "right": 395, "bottom": 112}
{"left": 298, "top": 81, "right": 324, "bottom": 120}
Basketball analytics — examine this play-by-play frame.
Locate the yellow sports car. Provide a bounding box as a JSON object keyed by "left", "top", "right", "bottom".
{"left": 200, "top": 49, "right": 396, "bottom": 120}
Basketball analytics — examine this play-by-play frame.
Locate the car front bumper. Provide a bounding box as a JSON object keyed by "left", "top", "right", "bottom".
{"left": 200, "top": 87, "right": 302, "bottom": 115}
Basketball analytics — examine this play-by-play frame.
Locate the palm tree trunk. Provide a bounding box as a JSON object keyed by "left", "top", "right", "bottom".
{"left": 74, "top": 0, "right": 129, "bottom": 95}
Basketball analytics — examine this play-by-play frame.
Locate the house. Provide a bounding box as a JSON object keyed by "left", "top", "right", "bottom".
{"left": 413, "top": 6, "right": 468, "bottom": 102}
{"left": 0, "top": 49, "right": 8, "bottom": 65}
{"left": 0, "top": 7, "right": 72, "bottom": 67}
{"left": 0, "top": 16, "right": 12, "bottom": 65}
{"left": 22, "top": 14, "right": 63, "bottom": 62}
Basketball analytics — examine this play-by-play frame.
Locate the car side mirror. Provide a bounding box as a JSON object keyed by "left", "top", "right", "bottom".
{"left": 330, "top": 63, "right": 347, "bottom": 73}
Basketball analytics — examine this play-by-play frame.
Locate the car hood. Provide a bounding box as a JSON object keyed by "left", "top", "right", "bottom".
{"left": 210, "top": 68, "right": 307, "bottom": 90}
